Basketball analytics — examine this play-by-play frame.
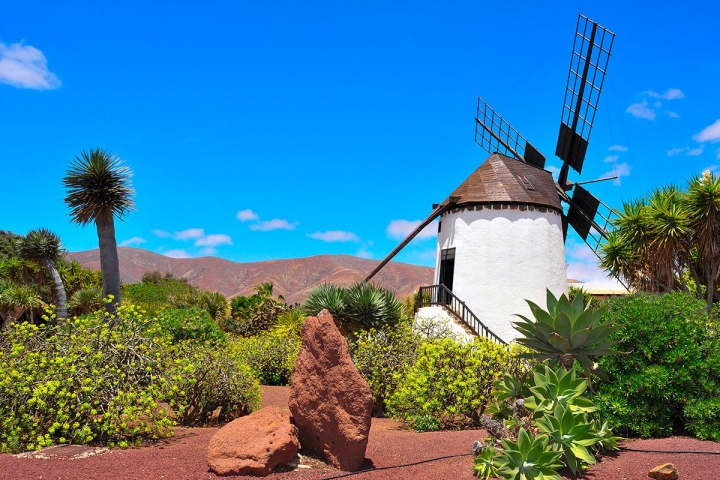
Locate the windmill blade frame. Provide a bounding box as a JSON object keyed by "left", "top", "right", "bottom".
{"left": 556, "top": 14, "right": 615, "bottom": 188}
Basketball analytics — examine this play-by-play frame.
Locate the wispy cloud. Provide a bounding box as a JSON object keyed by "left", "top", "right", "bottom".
{"left": 707, "top": 163, "right": 720, "bottom": 173}
{"left": 687, "top": 147, "right": 704, "bottom": 156}
{"left": 199, "top": 247, "right": 217, "bottom": 255}
{"left": 667, "top": 147, "right": 687, "bottom": 156}
{"left": 119, "top": 236, "right": 146, "bottom": 247}
{"left": 645, "top": 88, "right": 684, "bottom": 100}
{"left": 162, "top": 249, "right": 191, "bottom": 258}
{"left": 236, "top": 209, "right": 259, "bottom": 222}
{"left": 627, "top": 89, "right": 684, "bottom": 121}
{"left": 386, "top": 219, "right": 437, "bottom": 241}
{"left": 626, "top": 100, "right": 656, "bottom": 120}
{"left": 545, "top": 164, "right": 560, "bottom": 180}
{"left": 0, "top": 41, "right": 61, "bottom": 90}
{"left": 693, "top": 119, "right": 720, "bottom": 143}
{"left": 608, "top": 145, "right": 628, "bottom": 152}
{"left": 603, "top": 155, "right": 619, "bottom": 163}
{"left": 175, "top": 228, "right": 205, "bottom": 240}
{"left": 249, "top": 219, "right": 299, "bottom": 231}
{"left": 151, "top": 229, "right": 170, "bottom": 238}
{"left": 601, "top": 162, "right": 631, "bottom": 186}
{"left": 356, "top": 248, "right": 373, "bottom": 259}
{"left": 307, "top": 230, "right": 360, "bottom": 242}
{"left": 195, "top": 234, "right": 232, "bottom": 247}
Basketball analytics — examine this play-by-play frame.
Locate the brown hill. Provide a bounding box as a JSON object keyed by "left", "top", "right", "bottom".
{"left": 66, "top": 247, "right": 434, "bottom": 304}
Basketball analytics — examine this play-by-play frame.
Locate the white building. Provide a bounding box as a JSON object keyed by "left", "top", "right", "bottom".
{"left": 425, "top": 153, "right": 568, "bottom": 343}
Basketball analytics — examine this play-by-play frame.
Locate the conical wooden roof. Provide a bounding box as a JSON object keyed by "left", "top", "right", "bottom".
{"left": 439, "top": 153, "right": 561, "bottom": 211}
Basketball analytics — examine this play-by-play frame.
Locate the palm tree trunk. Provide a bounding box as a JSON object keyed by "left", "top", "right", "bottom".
{"left": 96, "top": 216, "right": 122, "bottom": 314}
{"left": 43, "top": 258, "right": 67, "bottom": 320}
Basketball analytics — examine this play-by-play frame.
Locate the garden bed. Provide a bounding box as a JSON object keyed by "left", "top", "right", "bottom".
{"left": 2, "top": 386, "right": 719, "bottom": 479}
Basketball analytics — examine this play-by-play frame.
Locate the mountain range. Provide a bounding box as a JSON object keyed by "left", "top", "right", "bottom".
{"left": 66, "top": 247, "right": 434, "bottom": 304}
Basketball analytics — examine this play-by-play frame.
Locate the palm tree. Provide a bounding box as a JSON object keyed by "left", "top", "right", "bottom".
{"left": 685, "top": 171, "right": 720, "bottom": 313}
{"left": 20, "top": 228, "right": 68, "bottom": 320}
{"left": 63, "top": 148, "right": 135, "bottom": 314}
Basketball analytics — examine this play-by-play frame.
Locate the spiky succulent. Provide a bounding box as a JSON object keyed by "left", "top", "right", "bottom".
{"left": 513, "top": 289, "right": 621, "bottom": 371}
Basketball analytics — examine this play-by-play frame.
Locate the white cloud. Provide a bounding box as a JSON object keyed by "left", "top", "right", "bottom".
{"left": 119, "top": 236, "right": 146, "bottom": 247}
{"left": 356, "top": 248, "right": 373, "bottom": 259}
{"left": 162, "top": 249, "right": 191, "bottom": 258}
{"left": 0, "top": 41, "right": 61, "bottom": 90}
{"left": 601, "top": 162, "right": 631, "bottom": 186}
{"left": 646, "top": 88, "right": 684, "bottom": 100}
{"left": 693, "top": 119, "right": 720, "bottom": 143}
{"left": 236, "top": 209, "right": 259, "bottom": 222}
{"left": 249, "top": 219, "right": 299, "bottom": 231}
{"left": 175, "top": 228, "right": 205, "bottom": 240}
{"left": 626, "top": 100, "right": 656, "bottom": 120}
{"left": 667, "top": 111, "right": 680, "bottom": 118}
{"left": 307, "top": 230, "right": 360, "bottom": 242}
{"left": 195, "top": 233, "right": 232, "bottom": 247}
{"left": 603, "top": 155, "right": 619, "bottom": 163}
{"left": 386, "top": 219, "right": 437, "bottom": 241}
{"left": 687, "top": 147, "right": 704, "bottom": 156}
{"left": 667, "top": 147, "right": 687, "bottom": 156}
{"left": 608, "top": 145, "right": 628, "bottom": 152}
{"left": 707, "top": 163, "right": 720, "bottom": 173}
{"left": 199, "top": 247, "right": 217, "bottom": 255}
{"left": 151, "top": 229, "right": 170, "bottom": 238}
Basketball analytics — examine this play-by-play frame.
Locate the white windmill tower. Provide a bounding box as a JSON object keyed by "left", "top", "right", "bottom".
{"left": 366, "top": 14, "right": 618, "bottom": 344}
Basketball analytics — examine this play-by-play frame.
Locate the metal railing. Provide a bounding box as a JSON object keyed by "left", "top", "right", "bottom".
{"left": 415, "top": 284, "right": 506, "bottom": 345}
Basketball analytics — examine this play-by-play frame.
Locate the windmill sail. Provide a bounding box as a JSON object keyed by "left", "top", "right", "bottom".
{"left": 556, "top": 15, "right": 615, "bottom": 187}
{"left": 475, "top": 97, "right": 546, "bottom": 168}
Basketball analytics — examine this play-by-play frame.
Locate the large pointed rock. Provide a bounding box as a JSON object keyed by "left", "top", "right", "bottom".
{"left": 289, "top": 309, "right": 373, "bottom": 471}
{"left": 207, "top": 406, "right": 299, "bottom": 477}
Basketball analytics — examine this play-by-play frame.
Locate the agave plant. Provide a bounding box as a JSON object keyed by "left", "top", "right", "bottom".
{"left": 591, "top": 419, "right": 623, "bottom": 452}
{"left": 524, "top": 365, "right": 598, "bottom": 417}
{"left": 494, "top": 428, "right": 564, "bottom": 480}
{"left": 513, "top": 289, "right": 621, "bottom": 371}
{"left": 472, "top": 446, "right": 499, "bottom": 480}
{"left": 536, "top": 403, "right": 600, "bottom": 474}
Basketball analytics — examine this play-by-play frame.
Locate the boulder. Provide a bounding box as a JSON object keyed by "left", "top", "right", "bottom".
{"left": 649, "top": 463, "right": 679, "bottom": 480}
{"left": 207, "top": 406, "right": 300, "bottom": 477}
{"left": 289, "top": 309, "right": 373, "bottom": 471}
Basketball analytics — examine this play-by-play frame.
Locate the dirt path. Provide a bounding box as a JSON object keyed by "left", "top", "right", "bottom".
{"left": 2, "top": 386, "right": 719, "bottom": 479}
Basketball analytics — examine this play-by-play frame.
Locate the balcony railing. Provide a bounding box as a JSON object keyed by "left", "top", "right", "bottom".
{"left": 415, "top": 284, "right": 506, "bottom": 345}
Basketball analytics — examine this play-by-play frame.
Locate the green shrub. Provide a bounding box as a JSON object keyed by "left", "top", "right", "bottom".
{"left": 163, "top": 342, "right": 261, "bottom": 425}
{"left": 684, "top": 397, "right": 720, "bottom": 441}
{"left": 593, "top": 292, "right": 720, "bottom": 438}
{"left": 303, "top": 282, "right": 405, "bottom": 335}
{"left": 228, "top": 331, "right": 300, "bottom": 386}
{"left": 388, "top": 337, "right": 509, "bottom": 430}
{"left": 0, "top": 306, "right": 174, "bottom": 452}
{"left": 155, "top": 307, "right": 226, "bottom": 345}
{"left": 351, "top": 322, "right": 422, "bottom": 416}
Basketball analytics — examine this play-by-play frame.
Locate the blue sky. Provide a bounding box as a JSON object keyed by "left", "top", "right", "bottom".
{"left": 1, "top": 0, "right": 718, "bottom": 285}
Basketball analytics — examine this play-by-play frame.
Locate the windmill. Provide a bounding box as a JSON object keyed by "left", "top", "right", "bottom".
{"left": 365, "top": 14, "right": 618, "bottom": 343}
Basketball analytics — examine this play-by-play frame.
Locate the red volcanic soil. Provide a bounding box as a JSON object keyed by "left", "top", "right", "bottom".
{"left": 3, "top": 386, "right": 719, "bottom": 480}
{"left": 66, "top": 248, "right": 434, "bottom": 303}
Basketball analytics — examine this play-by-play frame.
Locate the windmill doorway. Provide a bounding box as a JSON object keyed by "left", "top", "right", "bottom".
{"left": 439, "top": 248, "right": 455, "bottom": 304}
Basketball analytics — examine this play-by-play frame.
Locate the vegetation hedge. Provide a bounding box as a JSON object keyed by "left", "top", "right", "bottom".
{"left": 388, "top": 337, "right": 509, "bottom": 431}
{"left": 155, "top": 307, "right": 226, "bottom": 345}
{"left": 594, "top": 292, "right": 720, "bottom": 439}
{"left": 0, "top": 305, "right": 260, "bottom": 453}
{"left": 228, "top": 330, "right": 300, "bottom": 386}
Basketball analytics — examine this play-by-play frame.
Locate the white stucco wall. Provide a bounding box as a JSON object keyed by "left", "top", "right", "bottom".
{"left": 434, "top": 206, "right": 567, "bottom": 343}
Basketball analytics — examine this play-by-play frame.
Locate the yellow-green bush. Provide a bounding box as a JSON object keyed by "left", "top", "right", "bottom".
{"left": 228, "top": 330, "right": 300, "bottom": 386}
{"left": 163, "top": 341, "right": 261, "bottom": 425}
{"left": 0, "top": 305, "right": 262, "bottom": 453}
{"left": 0, "top": 306, "right": 173, "bottom": 452}
{"left": 387, "top": 337, "right": 509, "bottom": 431}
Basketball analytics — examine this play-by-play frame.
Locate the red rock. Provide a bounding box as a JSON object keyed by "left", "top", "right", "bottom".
{"left": 288, "top": 309, "right": 373, "bottom": 471}
{"left": 648, "top": 462, "right": 679, "bottom": 480}
{"left": 207, "top": 406, "right": 299, "bottom": 477}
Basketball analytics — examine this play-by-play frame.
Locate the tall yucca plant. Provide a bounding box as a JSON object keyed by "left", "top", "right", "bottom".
{"left": 20, "top": 228, "right": 68, "bottom": 320}
{"left": 63, "top": 148, "right": 135, "bottom": 314}
{"left": 685, "top": 171, "right": 720, "bottom": 313}
{"left": 513, "top": 289, "right": 621, "bottom": 371}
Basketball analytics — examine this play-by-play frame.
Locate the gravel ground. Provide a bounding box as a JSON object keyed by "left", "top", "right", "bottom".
{"left": 2, "top": 386, "right": 719, "bottom": 479}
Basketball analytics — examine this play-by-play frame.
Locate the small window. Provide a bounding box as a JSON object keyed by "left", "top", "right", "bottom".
{"left": 517, "top": 175, "right": 535, "bottom": 190}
